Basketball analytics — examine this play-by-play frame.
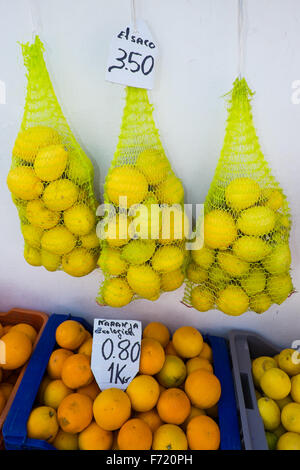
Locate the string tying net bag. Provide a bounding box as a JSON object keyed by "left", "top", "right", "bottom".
{"left": 6, "top": 36, "right": 100, "bottom": 276}
{"left": 183, "top": 77, "right": 293, "bottom": 316}
{"left": 97, "top": 86, "right": 189, "bottom": 307}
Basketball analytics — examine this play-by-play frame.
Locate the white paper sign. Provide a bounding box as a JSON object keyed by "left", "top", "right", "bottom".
{"left": 105, "top": 20, "right": 158, "bottom": 89}
{"left": 91, "top": 318, "right": 142, "bottom": 390}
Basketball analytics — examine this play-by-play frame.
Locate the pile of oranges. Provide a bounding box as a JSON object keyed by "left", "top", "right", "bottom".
{"left": 0, "top": 322, "right": 37, "bottom": 415}
{"left": 27, "top": 320, "right": 222, "bottom": 450}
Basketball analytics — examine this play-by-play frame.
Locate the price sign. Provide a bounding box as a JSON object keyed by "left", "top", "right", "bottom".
{"left": 105, "top": 20, "right": 158, "bottom": 89}
{"left": 91, "top": 318, "right": 142, "bottom": 390}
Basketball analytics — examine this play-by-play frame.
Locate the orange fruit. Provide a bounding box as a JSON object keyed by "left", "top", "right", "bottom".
{"left": 117, "top": 418, "right": 152, "bottom": 450}
{"left": 0, "top": 390, "right": 6, "bottom": 414}
{"left": 0, "top": 382, "right": 13, "bottom": 401}
{"left": 165, "top": 341, "right": 178, "bottom": 356}
{"left": 126, "top": 375, "right": 160, "bottom": 412}
{"left": 77, "top": 380, "right": 100, "bottom": 401}
{"left": 182, "top": 406, "right": 206, "bottom": 430}
{"left": 143, "top": 322, "right": 170, "bottom": 348}
{"left": 27, "top": 406, "right": 59, "bottom": 442}
{"left": 184, "top": 369, "right": 221, "bottom": 409}
{"left": 186, "top": 357, "right": 213, "bottom": 375}
{"left": 61, "top": 353, "right": 93, "bottom": 389}
{"left": 55, "top": 320, "right": 86, "bottom": 350}
{"left": 2, "top": 325, "right": 12, "bottom": 335}
{"left": 172, "top": 326, "right": 203, "bottom": 359}
{"left": 78, "top": 421, "right": 113, "bottom": 450}
{"left": 136, "top": 409, "right": 163, "bottom": 433}
{"left": 37, "top": 375, "right": 52, "bottom": 404}
{"left": 58, "top": 393, "right": 93, "bottom": 433}
{"left": 44, "top": 379, "right": 73, "bottom": 409}
{"left": 47, "top": 348, "right": 74, "bottom": 379}
{"left": 0, "top": 330, "right": 32, "bottom": 370}
{"left": 78, "top": 338, "right": 93, "bottom": 357}
{"left": 139, "top": 338, "right": 165, "bottom": 375}
{"left": 157, "top": 388, "right": 191, "bottom": 425}
{"left": 10, "top": 323, "right": 37, "bottom": 344}
{"left": 93, "top": 388, "right": 131, "bottom": 431}
{"left": 53, "top": 430, "right": 78, "bottom": 450}
{"left": 198, "top": 342, "right": 213, "bottom": 363}
{"left": 152, "top": 424, "right": 188, "bottom": 450}
{"left": 156, "top": 355, "right": 186, "bottom": 388}
{"left": 187, "top": 415, "right": 220, "bottom": 450}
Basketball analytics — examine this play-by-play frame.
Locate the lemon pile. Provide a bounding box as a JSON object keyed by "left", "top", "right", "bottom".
{"left": 188, "top": 177, "right": 293, "bottom": 316}
{"left": 7, "top": 126, "right": 99, "bottom": 276}
{"left": 252, "top": 348, "right": 300, "bottom": 450}
{"left": 98, "top": 149, "right": 188, "bottom": 307}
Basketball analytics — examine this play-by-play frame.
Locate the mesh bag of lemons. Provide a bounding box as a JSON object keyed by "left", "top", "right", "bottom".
{"left": 97, "top": 86, "right": 189, "bottom": 307}
{"left": 6, "top": 36, "right": 99, "bottom": 276}
{"left": 183, "top": 78, "right": 293, "bottom": 316}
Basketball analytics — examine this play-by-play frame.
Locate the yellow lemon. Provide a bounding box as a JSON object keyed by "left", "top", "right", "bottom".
{"left": 290, "top": 375, "right": 300, "bottom": 403}
{"left": 204, "top": 210, "right": 237, "bottom": 250}
{"left": 34, "top": 144, "right": 68, "bottom": 181}
{"left": 237, "top": 206, "right": 276, "bottom": 236}
{"left": 13, "top": 126, "right": 61, "bottom": 163}
{"left": 208, "top": 264, "right": 230, "bottom": 290}
{"left": 102, "top": 278, "right": 133, "bottom": 307}
{"left": 217, "top": 251, "right": 250, "bottom": 277}
{"left": 267, "top": 273, "right": 293, "bottom": 305}
{"left": 161, "top": 269, "right": 184, "bottom": 292}
{"left": 191, "top": 286, "right": 214, "bottom": 312}
{"left": 257, "top": 397, "right": 281, "bottom": 431}
{"left": 44, "top": 380, "right": 73, "bottom": 409}
{"left": 121, "top": 239, "right": 156, "bottom": 265}
{"left": 152, "top": 245, "right": 184, "bottom": 273}
{"left": 26, "top": 200, "right": 60, "bottom": 230}
{"left": 21, "top": 224, "right": 43, "bottom": 249}
{"left": 62, "top": 248, "right": 97, "bottom": 277}
{"left": 102, "top": 215, "right": 130, "bottom": 248}
{"left": 156, "top": 173, "right": 184, "bottom": 205}
{"left": 250, "top": 293, "right": 272, "bottom": 314}
{"left": 278, "top": 349, "right": 300, "bottom": 376}
{"left": 281, "top": 403, "right": 300, "bottom": 433}
{"left": 106, "top": 166, "right": 148, "bottom": 207}
{"left": 217, "top": 286, "right": 249, "bottom": 316}
{"left": 98, "top": 247, "right": 128, "bottom": 276}
{"left": 262, "top": 188, "right": 284, "bottom": 211}
{"left": 277, "top": 432, "right": 300, "bottom": 450}
{"left": 156, "top": 355, "right": 187, "bottom": 388}
{"left": 136, "top": 149, "right": 170, "bottom": 185}
{"left": 41, "top": 250, "right": 61, "bottom": 272}
{"left": 262, "top": 244, "right": 291, "bottom": 275}
{"left": 276, "top": 395, "right": 293, "bottom": 410}
{"left": 27, "top": 406, "right": 59, "bottom": 442}
{"left": 187, "top": 263, "right": 208, "bottom": 284}
{"left": 225, "top": 177, "right": 261, "bottom": 211}
{"left": 43, "top": 179, "right": 79, "bottom": 211}
{"left": 252, "top": 356, "right": 277, "bottom": 388}
{"left": 41, "top": 226, "right": 76, "bottom": 255}
{"left": 233, "top": 236, "right": 272, "bottom": 262}
{"left": 260, "top": 368, "right": 291, "bottom": 400}
{"left": 24, "top": 244, "right": 42, "bottom": 266}
{"left": 127, "top": 264, "right": 160, "bottom": 300}
{"left": 80, "top": 231, "right": 99, "bottom": 249}
{"left": 64, "top": 204, "right": 96, "bottom": 236}
{"left": 240, "top": 268, "right": 266, "bottom": 296}
{"left": 66, "top": 151, "right": 94, "bottom": 186}
{"left": 7, "top": 166, "right": 44, "bottom": 200}
{"left": 191, "top": 246, "right": 215, "bottom": 269}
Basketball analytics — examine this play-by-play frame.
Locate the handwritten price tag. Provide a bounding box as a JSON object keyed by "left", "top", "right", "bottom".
{"left": 91, "top": 318, "right": 142, "bottom": 390}
{"left": 105, "top": 20, "right": 158, "bottom": 89}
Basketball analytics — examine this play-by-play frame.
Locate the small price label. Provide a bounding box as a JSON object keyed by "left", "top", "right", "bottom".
{"left": 105, "top": 20, "right": 158, "bottom": 89}
{"left": 91, "top": 318, "right": 142, "bottom": 390}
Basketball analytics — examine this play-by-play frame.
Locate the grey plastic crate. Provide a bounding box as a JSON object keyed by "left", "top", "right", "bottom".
{"left": 228, "top": 330, "right": 281, "bottom": 450}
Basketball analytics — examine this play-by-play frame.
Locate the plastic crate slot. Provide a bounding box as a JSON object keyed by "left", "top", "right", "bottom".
{"left": 240, "top": 372, "right": 254, "bottom": 410}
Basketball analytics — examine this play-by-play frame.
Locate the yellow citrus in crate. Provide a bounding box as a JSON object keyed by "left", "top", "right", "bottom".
{"left": 143, "top": 322, "right": 170, "bottom": 348}
{"left": 98, "top": 247, "right": 127, "bottom": 276}
{"left": 136, "top": 148, "right": 170, "bottom": 185}
{"left": 257, "top": 397, "right": 281, "bottom": 431}
{"left": 281, "top": 402, "right": 300, "bottom": 433}
{"left": 62, "top": 248, "right": 97, "bottom": 277}
{"left": 43, "top": 379, "right": 72, "bottom": 409}
{"left": 252, "top": 356, "right": 277, "bottom": 388}
{"left": 101, "top": 278, "right": 133, "bottom": 307}
{"left": 7, "top": 166, "right": 44, "bottom": 200}
{"left": 43, "top": 179, "right": 79, "bottom": 211}
{"left": 156, "top": 355, "right": 186, "bottom": 388}
{"left": 93, "top": 388, "right": 131, "bottom": 431}
{"left": 225, "top": 177, "right": 261, "bottom": 211}
{"left": 278, "top": 349, "right": 300, "bottom": 376}
{"left": 127, "top": 264, "right": 160, "bottom": 300}
{"left": 34, "top": 144, "right": 68, "bottom": 181}
{"left": 13, "top": 126, "right": 61, "bottom": 163}
{"left": 291, "top": 374, "right": 300, "bottom": 403}
{"left": 106, "top": 166, "right": 148, "bottom": 207}
{"left": 277, "top": 432, "right": 300, "bottom": 451}
{"left": 27, "top": 406, "right": 59, "bottom": 442}
{"left": 152, "top": 424, "right": 188, "bottom": 450}
{"left": 260, "top": 368, "right": 291, "bottom": 400}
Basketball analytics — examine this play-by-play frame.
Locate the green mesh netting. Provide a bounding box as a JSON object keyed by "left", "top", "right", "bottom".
{"left": 183, "top": 77, "right": 293, "bottom": 316}
{"left": 6, "top": 36, "right": 100, "bottom": 276}
{"left": 97, "top": 86, "right": 188, "bottom": 307}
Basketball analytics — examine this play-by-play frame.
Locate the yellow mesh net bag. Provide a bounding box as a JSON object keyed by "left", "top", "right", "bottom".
{"left": 96, "top": 86, "right": 189, "bottom": 307}
{"left": 183, "top": 77, "right": 293, "bottom": 316}
{"left": 6, "top": 36, "right": 100, "bottom": 276}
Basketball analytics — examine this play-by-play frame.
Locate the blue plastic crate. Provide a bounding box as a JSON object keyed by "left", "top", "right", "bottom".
{"left": 3, "top": 314, "right": 241, "bottom": 450}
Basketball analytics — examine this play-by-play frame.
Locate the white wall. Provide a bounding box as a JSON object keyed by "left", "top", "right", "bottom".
{"left": 0, "top": 0, "right": 299, "bottom": 348}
